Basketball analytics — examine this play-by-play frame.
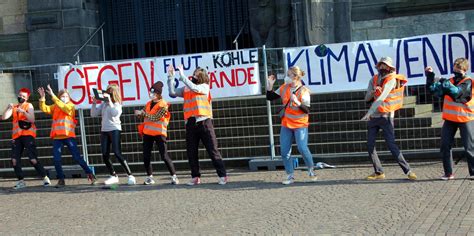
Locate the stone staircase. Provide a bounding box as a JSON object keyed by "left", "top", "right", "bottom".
{"left": 0, "top": 90, "right": 463, "bottom": 176}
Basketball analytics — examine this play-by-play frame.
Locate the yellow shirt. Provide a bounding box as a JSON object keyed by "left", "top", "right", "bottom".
{"left": 39, "top": 94, "right": 75, "bottom": 140}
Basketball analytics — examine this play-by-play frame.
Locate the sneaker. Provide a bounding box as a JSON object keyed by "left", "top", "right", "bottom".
{"left": 282, "top": 175, "right": 295, "bottom": 185}
{"left": 171, "top": 175, "right": 179, "bottom": 185}
{"left": 217, "top": 176, "right": 228, "bottom": 185}
{"left": 55, "top": 179, "right": 66, "bottom": 188}
{"left": 366, "top": 173, "right": 386, "bottom": 180}
{"left": 13, "top": 180, "right": 26, "bottom": 190}
{"left": 186, "top": 177, "right": 201, "bottom": 186}
{"left": 127, "top": 175, "right": 136, "bottom": 185}
{"left": 43, "top": 176, "right": 51, "bottom": 186}
{"left": 308, "top": 172, "right": 318, "bottom": 182}
{"left": 407, "top": 171, "right": 417, "bottom": 180}
{"left": 104, "top": 175, "right": 119, "bottom": 185}
{"left": 144, "top": 176, "right": 155, "bottom": 185}
{"left": 87, "top": 174, "right": 97, "bottom": 185}
{"left": 441, "top": 174, "right": 454, "bottom": 181}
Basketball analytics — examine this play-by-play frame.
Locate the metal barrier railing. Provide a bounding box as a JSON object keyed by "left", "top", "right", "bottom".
{"left": 0, "top": 46, "right": 459, "bottom": 174}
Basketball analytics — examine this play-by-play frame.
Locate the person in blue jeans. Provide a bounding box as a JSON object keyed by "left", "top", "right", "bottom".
{"left": 38, "top": 85, "right": 96, "bottom": 188}
{"left": 266, "top": 66, "right": 317, "bottom": 185}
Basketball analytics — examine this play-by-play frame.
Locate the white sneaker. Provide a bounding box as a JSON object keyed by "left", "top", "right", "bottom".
{"left": 104, "top": 175, "right": 119, "bottom": 185}
{"left": 43, "top": 176, "right": 51, "bottom": 187}
{"left": 171, "top": 175, "right": 179, "bottom": 185}
{"left": 282, "top": 175, "right": 295, "bottom": 185}
{"left": 144, "top": 176, "right": 155, "bottom": 185}
{"left": 186, "top": 177, "right": 201, "bottom": 186}
{"left": 13, "top": 180, "right": 26, "bottom": 190}
{"left": 218, "top": 176, "right": 228, "bottom": 185}
{"left": 127, "top": 175, "right": 136, "bottom": 185}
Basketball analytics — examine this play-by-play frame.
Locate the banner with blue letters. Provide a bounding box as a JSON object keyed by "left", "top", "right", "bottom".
{"left": 284, "top": 31, "right": 474, "bottom": 93}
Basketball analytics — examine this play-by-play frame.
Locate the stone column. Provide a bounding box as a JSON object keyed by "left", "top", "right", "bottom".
{"left": 26, "top": 0, "right": 101, "bottom": 65}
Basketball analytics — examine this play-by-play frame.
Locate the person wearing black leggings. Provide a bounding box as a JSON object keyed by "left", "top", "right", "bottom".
{"left": 91, "top": 84, "right": 135, "bottom": 185}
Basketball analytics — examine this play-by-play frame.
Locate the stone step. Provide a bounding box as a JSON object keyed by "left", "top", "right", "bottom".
{"left": 0, "top": 117, "right": 440, "bottom": 148}
{"left": 0, "top": 127, "right": 447, "bottom": 159}
{"left": 0, "top": 96, "right": 418, "bottom": 129}
{"left": 0, "top": 136, "right": 463, "bottom": 169}
{"left": 0, "top": 103, "right": 428, "bottom": 137}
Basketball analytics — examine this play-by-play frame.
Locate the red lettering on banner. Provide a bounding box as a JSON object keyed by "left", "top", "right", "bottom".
{"left": 84, "top": 66, "right": 99, "bottom": 104}
{"left": 209, "top": 72, "right": 220, "bottom": 88}
{"left": 64, "top": 68, "right": 85, "bottom": 105}
{"left": 235, "top": 68, "right": 247, "bottom": 86}
{"left": 97, "top": 65, "right": 118, "bottom": 91}
{"left": 209, "top": 67, "right": 258, "bottom": 88}
{"left": 247, "top": 67, "right": 256, "bottom": 85}
{"left": 134, "top": 61, "right": 154, "bottom": 100}
{"left": 220, "top": 71, "right": 235, "bottom": 86}
{"left": 117, "top": 63, "right": 133, "bottom": 101}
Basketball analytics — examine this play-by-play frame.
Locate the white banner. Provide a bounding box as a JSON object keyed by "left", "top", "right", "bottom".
{"left": 284, "top": 31, "right": 474, "bottom": 93}
{"left": 58, "top": 48, "right": 260, "bottom": 109}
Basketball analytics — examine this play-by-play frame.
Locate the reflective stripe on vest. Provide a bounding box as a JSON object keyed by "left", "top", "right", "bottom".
{"left": 142, "top": 100, "right": 170, "bottom": 137}
{"left": 442, "top": 77, "right": 474, "bottom": 123}
{"left": 50, "top": 106, "right": 76, "bottom": 138}
{"left": 373, "top": 74, "right": 407, "bottom": 113}
{"left": 12, "top": 102, "right": 37, "bottom": 139}
{"left": 143, "top": 125, "right": 167, "bottom": 134}
{"left": 279, "top": 84, "right": 310, "bottom": 129}
{"left": 183, "top": 87, "right": 212, "bottom": 120}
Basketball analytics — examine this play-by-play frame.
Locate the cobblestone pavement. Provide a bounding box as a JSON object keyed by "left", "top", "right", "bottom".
{"left": 1, "top": 161, "right": 474, "bottom": 235}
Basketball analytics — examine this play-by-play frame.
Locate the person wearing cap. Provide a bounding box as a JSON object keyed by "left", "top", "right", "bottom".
{"left": 425, "top": 58, "right": 474, "bottom": 181}
{"left": 167, "top": 64, "right": 228, "bottom": 186}
{"left": 1, "top": 87, "right": 50, "bottom": 189}
{"left": 361, "top": 57, "right": 417, "bottom": 180}
{"left": 134, "top": 81, "right": 179, "bottom": 185}
{"left": 38, "top": 84, "right": 97, "bottom": 188}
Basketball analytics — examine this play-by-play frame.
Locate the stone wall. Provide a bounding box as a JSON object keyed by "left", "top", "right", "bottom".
{"left": 352, "top": 9, "right": 474, "bottom": 41}
{"left": 0, "top": 0, "right": 29, "bottom": 68}
{"left": 27, "top": 0, "right": 101, "bottom": 65}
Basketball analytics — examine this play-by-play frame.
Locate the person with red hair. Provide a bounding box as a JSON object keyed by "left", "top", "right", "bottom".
{"left": 1, "top": 87, "right": 50, "bottom": 189}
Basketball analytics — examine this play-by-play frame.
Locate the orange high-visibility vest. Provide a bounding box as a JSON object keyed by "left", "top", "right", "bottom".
{"left": 12, "top": 102, "right": 36, "bottom": 139}
{"left": 279, "top": 84, "right": 310, "bottom": 129}
{"left": 50, "top": 104, "right": 76, "bottom": 138}
{"left": 142, "top": 99, "right": 171, "bottom": 137}
{"left": 183, "top": 87, "right": 212, "bottom": 120}
{"left": 373, "top": 73, "right": 407, "bottom": 112}
{"left": 442, "top": 77, "right": 474, "bottom": 123}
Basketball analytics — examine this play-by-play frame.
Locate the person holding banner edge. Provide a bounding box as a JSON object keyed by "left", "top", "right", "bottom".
{"left": 1, "top": 88, "right": 51, "bottom": 189}
{"left": 361, "top": 57, "right": 417, "bottom": 181}
{"left": 38, "top": 85, "right": 97, "bottom": 188}
{"left": 266, "top": 66, "right": 317, "bottom": 185}
{"left": 425, "top": 58, "right": 474, "bottom": 181}
{"left": 91, "top": 84, "right": 136, "bottom": 185}
{"left": 134, "top": 81, "right": 179, "bottom": 185}
{"left": 167, "top": 64, "right": 228, "bottom": 186}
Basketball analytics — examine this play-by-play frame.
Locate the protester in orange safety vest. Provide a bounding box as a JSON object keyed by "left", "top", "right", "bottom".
{"left": 362, "top": 57, "right": 417, "bottom": 181}
{"left": 167, "top": 64, "right": 227, "bottom": 186}
{"left": 38, "top": 85, "right": 96, "bottom": 188}
{"left": 425, "top": 57, "right": 474, "bottom": 180}
{"left": 1, "top": 87, "right": 50, "bottom": 189}
{"left": 266, "top": 66, "right": 317, "bottom": 185}
{"left": 135, "top": 81, "right": 178, "bottom": 185}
